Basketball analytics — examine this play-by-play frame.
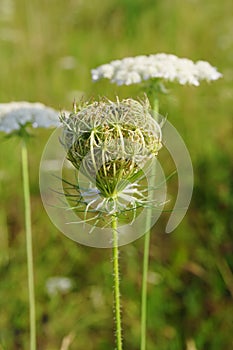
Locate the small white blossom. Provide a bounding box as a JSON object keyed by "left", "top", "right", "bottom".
{"left": 45, "top": 276, "right": 73, "bottom": 296}
{"left": 91, "top": 53, "right": 222, "bottom": 86}
{"left": 0, "top": 101, "right": 60, "bottom": 134}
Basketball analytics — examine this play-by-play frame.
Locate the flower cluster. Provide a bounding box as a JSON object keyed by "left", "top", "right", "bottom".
{"left": 61, "top": 97, "right": 162, "bottom": 183}
{"left": 60, "top": 97, "right": 162, "bottom": 219}
{"left": 0, "top": 101, "right": 60, "bottom": 134}
{"left": 91, "top": 53, "right": 222, "bottom": 86}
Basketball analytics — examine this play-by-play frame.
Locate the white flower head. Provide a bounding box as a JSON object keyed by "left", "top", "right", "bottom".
{"left": 0, "top": 101, "right": 61, "bottom": 134}
{"left": 91, "top": 53, "right": 222, "bottom": 86}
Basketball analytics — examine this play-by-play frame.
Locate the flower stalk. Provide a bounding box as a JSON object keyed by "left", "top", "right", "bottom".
{"left": 112, "top": 216, "right": 123, "bottom": 350}
{"left": 21, "top": 139, "right": 36, "bottom": 350}
{"left": 140, "top": 96, "right": 159, "bottom": 350}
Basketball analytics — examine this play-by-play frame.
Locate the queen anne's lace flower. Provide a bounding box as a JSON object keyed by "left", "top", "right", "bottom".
{"left": 60, "top": 97, "right": 162, "bottom": 219}
{"left": 91, "top": 53, "right": 222, "bottom": 86}
{"left": 0, "top": 101, "right": 60, "bottom": 133}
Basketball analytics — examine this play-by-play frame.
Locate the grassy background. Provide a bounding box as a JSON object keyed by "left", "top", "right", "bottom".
{"left": 0, "top": 0, "right": 233, "bottom": 349}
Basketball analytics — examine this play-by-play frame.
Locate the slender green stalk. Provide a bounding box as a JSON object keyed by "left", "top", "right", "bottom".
{"left": 112, "top": 216, "right": 123, "bottom": 350}
{"left": 140, "top": 96, "right": 159, "bottom": 350}
{"left": 21, "top": 140, "right": 36, "bottom": 350}
{"left": 140, "top": 224, "right": 150, "bottom": 350}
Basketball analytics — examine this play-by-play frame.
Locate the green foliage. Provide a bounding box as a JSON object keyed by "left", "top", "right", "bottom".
{"left": 0, "top": 0, "right": 232, "bottom": 349}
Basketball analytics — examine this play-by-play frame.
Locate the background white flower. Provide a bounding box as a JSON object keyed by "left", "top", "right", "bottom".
{"left": 91, "top": 53, "right": 222, "bottom": 86}
{"left": 45, "top": 276, "right": 73, "bottom": 296}
{"left": 0, "top": 101, "right": 61, "bottom": 133}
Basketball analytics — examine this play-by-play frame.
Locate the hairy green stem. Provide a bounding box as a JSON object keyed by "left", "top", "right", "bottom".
{"left": 112, "top": 216, "right": 123, "bottom": 350}
{"left": 140, "top": 224, "right": 150, "bottom": 350}
{"left": 140, "top": 96, "right": 159, "bottom": 350}
{"left": 21, "top": 140, "right": 36, "bottom": 350}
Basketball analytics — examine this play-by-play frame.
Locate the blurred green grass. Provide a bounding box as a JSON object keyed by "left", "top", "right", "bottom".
{"left": 0, "top": 0, "right": 233, "bottom": 349}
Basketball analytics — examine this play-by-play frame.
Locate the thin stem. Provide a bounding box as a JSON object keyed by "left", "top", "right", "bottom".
{"left": 140, "top": 96, "right": 159, "bottom": 350}
{"left": 21, "top": 140, "right": 36, "bottom": 350}
{"left": 140, "top": 165, "right": 156, "bottom": 350}
{"left": 112, "top": 216, "right": 123, "bottom": 350}
{"left": 140, "top": 223, "right": 150, "bottom": 350}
